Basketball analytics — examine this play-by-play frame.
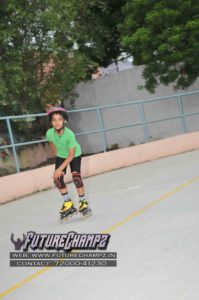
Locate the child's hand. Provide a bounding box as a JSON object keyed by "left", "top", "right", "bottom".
{"left": 53, "top": 169, "right": 65, "bottom": 180}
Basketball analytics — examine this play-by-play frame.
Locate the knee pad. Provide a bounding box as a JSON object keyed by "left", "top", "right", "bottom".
{"left": 72, "top": 172, "right": 84, "bottom": 188}
{"left": 54, "top": 176, "right": 66, "bottom": 189}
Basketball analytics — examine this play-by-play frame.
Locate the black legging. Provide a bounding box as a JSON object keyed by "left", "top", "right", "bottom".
{"left": 55, "top": 154, "right": 82, "bottom": 174}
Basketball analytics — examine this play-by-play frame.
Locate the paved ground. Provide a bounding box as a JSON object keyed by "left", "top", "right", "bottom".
{"left": 0, "top": 149, "right": 199, "bottom": 300}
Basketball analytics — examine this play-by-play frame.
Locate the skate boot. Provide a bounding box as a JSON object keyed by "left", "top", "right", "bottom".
{"left": 78, "top": 199, "right": 93, "bottom": 219}
{"left": 59, "top": 199, "right": 78, "bottom": 221}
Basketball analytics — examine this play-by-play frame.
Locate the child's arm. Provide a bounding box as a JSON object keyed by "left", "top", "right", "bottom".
{"left": 56, "top": 148, "right": 75, "bottom": 171}
{"left": 49, "top": 142, "right": 57, "bottom": 156}
{"left": 45, "top": 130, "right": 57, "bottom": 156}
{"left": 53, "top": 148, "right": 75, "bottom": 180}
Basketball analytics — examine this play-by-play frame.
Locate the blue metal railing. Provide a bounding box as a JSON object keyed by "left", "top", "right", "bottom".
{"left": 0, "top": 90, "right": 199, "bottom": 173}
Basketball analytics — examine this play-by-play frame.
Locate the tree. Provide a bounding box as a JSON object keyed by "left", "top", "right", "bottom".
{"left": 0, "top": 0, "right": 89, "bottom": 115}
{"left": 119, "top": 0, "right": 199, "bottom": 92}
{"left": 70, "top": 0, "right": 126, "bottom": 67}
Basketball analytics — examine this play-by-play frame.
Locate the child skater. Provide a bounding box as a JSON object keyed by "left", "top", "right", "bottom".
{"left": 45, "top": 106, "right": 93, "bottom": 221}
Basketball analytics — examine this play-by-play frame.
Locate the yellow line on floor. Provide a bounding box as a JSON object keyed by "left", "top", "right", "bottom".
{"left": 102, "top": 176, "right": 199, "bottom": 234}
{"left": 1, "top": 175, "right": 199, "bottom": 299}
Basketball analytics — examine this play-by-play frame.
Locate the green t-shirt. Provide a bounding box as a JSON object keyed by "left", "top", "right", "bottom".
{"left": 45, "top": 127, "right": 82, "bottom": 158}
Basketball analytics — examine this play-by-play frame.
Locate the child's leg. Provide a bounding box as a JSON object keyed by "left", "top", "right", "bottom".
{"left": 71, "top": 172, "right": 85, "bottom": 197}
{"left": 70, "top": 155, "right": 93, "bottom": 216}
{"left": 54, "top": 157, "right": 70, "bottom": 201}
{"left": 59, "top": 186, "right": 68, "bottom": 194}
{"left": 55, "top": 157, "right": 79, "bottom": 219}
{"left": 76, "top": 185, "right": 85, "bottom": 197}
{"left": 70, "top": 155, "right": 85, "bottom": 198}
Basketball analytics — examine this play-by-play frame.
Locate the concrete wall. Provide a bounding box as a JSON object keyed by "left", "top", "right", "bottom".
{"left": 0, "top": 143, "right": 54, "bottom": 175}
{"left": 1, "top": 130, "right": 199, "bottom": 204}
{"left": 65, "top": 66, "right": 199, "bottom": 154}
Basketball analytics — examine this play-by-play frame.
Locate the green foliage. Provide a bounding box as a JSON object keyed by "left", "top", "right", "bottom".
{"left": 68, "top": 0, "right": 126, "bottom": 67}
{"left": 1, "top": 0, "right": 198, "bottom": 113}
{"left": 0, "top": 0, "right": 89, "bottom": 115}
{"left": 119, "top": 0, "right": 199, "bottom": 92}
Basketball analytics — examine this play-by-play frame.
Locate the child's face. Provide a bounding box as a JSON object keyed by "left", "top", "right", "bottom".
{"left": 52, "top": 113, "right": 64, "bottom": 130}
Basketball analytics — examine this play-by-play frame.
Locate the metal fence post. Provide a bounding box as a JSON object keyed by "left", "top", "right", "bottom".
{"left": 178, "top": 95, "right": 187, "bottom": 133}
{"left": 0, "top": 90, "right": 198, "bottom": 175}
{"left": 96, "top": 108, "right": 107, "bottom": 152}
{"left": 138, "top": 102, "right": 150, "bottom": 142}
{"left": 6, "top": 118, "right": 20, "bottom": 173}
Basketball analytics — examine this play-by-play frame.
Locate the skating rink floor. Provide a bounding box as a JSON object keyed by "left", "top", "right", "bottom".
{"left": 0, "top": 149, "right": 199, "bottom": 300}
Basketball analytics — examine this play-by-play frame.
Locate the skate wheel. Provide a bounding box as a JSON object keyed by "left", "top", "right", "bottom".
{"left": 81, "top": 210, "right": 93, "bottom": 220}
{"left": 58, "top": 208, "right": 78, "bottom": 223}
{"left": 58, "top": 216, "right": 64, "bottom": 223}
{"left": 62, "top": 215, "right": 69, "bottom": 221}
{"left": 59, "top": 213, "right": 68, "bottom": 222}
